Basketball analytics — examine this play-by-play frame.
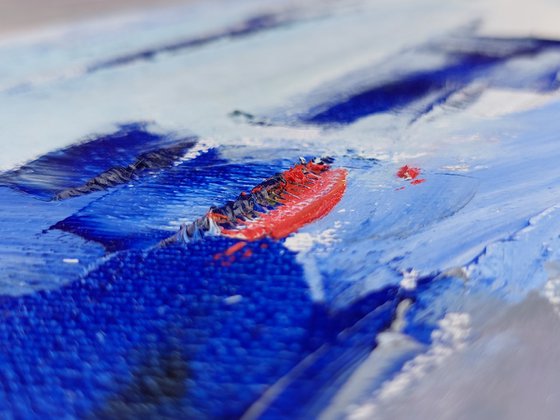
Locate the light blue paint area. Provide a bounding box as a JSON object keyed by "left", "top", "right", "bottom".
{"left": 0, "top": 0, "right": 472, "bottom": 171}
{"left": 286, "top": 156, "right": 477, "bottom": 309}
{"left": 304, "top": 99, "right": 560, "bottom": 291}
{"left": 283, "top": 96, "right": 560, "bottom": 412}
{"left": 382, "top": 100, "right": 560, "bottom": 285}
{"left": 0, "top": 187, "right": 106, "bottom": 296}
{"left": 464, "top": 207, "right": 560, "bottom": 299}
{"left": 290, "top": 98, "right": 560, "bottom": 327}
{"left": 0, "top": 0, "right": 294, "bottom": 93}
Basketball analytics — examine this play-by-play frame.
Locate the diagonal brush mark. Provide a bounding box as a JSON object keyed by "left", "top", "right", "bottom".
{"left": 55, "top": 140, "right": 196, "bottom": 200}
{"left": 0, "top": 122, "right": 196, "bottom": 200}
{"left": 87, "top": 14, "right": 296, "bottom": 74}
{"left": 270, "top": 36, "right": 560, "bottom": 127}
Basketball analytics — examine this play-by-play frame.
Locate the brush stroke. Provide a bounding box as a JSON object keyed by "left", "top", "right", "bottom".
{"left": 0, "top": 123, "right": 196, "bottom": 200}
{"left": 0, "top": 237, "right": 401, "bottom": 418}
{"left": 255, "top": 36, "right": 560, "bottom": 127}
{"left": 86, "top": 13, "right": 300, "bottom": 74}
{"left": 170, "top": 157, "right": 346, "bottom": 242}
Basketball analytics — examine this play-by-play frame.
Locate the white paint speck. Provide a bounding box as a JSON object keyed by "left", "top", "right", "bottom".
{"left": 400, "top": 269, "right": 418, "bottom": 290}
{"left": 349, "top": 312, "right": 471, "bottom": 419}
{"left": 224, "top": 295, "right": 243, "bottom": 305}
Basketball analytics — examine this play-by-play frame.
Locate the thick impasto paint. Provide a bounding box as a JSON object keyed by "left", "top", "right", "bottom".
{"left": 1, "top": 0, "right": 560, "bottom": 418}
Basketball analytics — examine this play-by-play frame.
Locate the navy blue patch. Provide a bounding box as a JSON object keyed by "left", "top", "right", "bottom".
{"left": 0, "top": 123, "right": 196, "bottom": 200}
{"left": 301, "top": 37, "right": 560, "bottom": 125}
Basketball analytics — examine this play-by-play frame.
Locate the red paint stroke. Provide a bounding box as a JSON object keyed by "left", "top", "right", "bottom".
{"left": 213, "top": 241, "right": 247, "bottom": 264}
{"left": 214, "top": 242, "right": 252, "bottom": 265}
{"left": 176, "top": 158, "right": 348, "bottom": 244}
{"left": 221, "top": 167, "right": 347, "bottom": 241}
{"left": 397, "top": 165, "right": 421, "bottom": 180}
{"left": 225, "top": 241, "right": 247, "bottom": 256}
{"left": 397, "top": 164, "right": 426, "bottom": 186}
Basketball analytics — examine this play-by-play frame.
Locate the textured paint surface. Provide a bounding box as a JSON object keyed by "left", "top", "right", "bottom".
{"left": 1, "top": 0, "right": 560, "bottom": 418}
{"left": 205, "top": 160, "right": 346, "bottom": 241}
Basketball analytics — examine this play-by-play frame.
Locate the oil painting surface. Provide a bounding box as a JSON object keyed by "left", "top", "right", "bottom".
{"left": 1, "top": 0, "right": 560, "bottom": 418}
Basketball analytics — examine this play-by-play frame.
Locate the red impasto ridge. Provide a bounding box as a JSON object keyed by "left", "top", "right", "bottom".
{"left": 220, "top": 167, "right": 347, "bottom": 241}
{"left": 172, "top": 157, "right": 348, "bottom": 245}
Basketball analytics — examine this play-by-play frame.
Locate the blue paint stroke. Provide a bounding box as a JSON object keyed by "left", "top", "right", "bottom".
{"left": 0, "top": 123, "right": 196, "bottom": 200}
{"left": 272, "top": 36, "right": 560, "bottom": 126}
{"left": 87, "top": 13, "right": 299, "bottom": 74}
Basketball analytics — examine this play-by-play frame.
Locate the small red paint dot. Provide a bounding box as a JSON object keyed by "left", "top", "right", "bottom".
{"left": 397, "top": 165, "right": 421, "bottom": 180}
{"left": 411, "top": 179, "right": 426, "bottom": 185}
